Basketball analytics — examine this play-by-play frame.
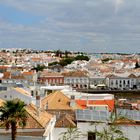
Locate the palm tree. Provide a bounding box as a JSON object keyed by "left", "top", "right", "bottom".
{"left": 0, "top": 99, "right": 27, "bottom": 140}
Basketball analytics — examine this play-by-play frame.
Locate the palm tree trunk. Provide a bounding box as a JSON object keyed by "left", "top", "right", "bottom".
{"left": 11, "top": 122, "right": 17, "bottom": 140}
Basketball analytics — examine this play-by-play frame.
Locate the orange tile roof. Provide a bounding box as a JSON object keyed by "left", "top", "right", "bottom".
{"left": 25, "top": 104, "right": 53, "bottom": 128}
{"left": 41, "top": 91, "right": 82, "bottom": 110}
{"left": 106, "top": 74, "right": 118, "bottom": 78}
{"left": 0, "top": 66, "right": 8, "bottom": 69}
{"left": 23, "top": 71, "right": 34, "bottom": 75}
{"left": 11, "top": 75, "right": 25, "bottom": 79}
{"left": 62, "top": 70, "right": 88, "bottom": 77}
{"left": 76, "top": 99, "right": 114, "bottom": 112}
{"left": 55, "top": 114, "right": 76, "bottom": 128}
{"left": 14, "top": 88, "right": 30, "bottom": 96}
{"left": 41, "top": 72, "right": 63, "bottom": 77}
{"left": 32, "top": 58, "right": 42, "bottom": 61}
{"left": 3, "top": 72, "right": 11, "bottom": 79}
{"left": 128, "top": 74, "right": 137, "bottom": 78}
{"left": 0, "top": 98, "right": 5, "bottom": 106}
{"left": 122, "top": 59, "right": 137, "bottom": 63}
{"left": 0, "top": 100, "right": 53, "bottom": 129}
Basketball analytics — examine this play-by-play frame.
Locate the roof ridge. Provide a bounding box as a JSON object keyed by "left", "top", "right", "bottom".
{"left": 25, "top": 107, "right": 44, "bottom": 128}
{"left": 64, "top": 114, "right": 76, "bottom": 127}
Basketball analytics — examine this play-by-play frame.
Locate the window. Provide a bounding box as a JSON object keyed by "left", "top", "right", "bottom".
{"left": 84, "top": 79, "right": 87, "bottom": 83}
{"left": 128, "top": 80, "right": 130, "bottom": 85}
{"left": 71, "top": 79, "right": 74, "bottom": 83}
{"left": 123, "top": 80, "right": 125, "bottom": 85}
{"left": 88, "top": 132, "right": 96, "bottom": 140}
{"left": 111, "top": 80, "right": 113, "bottom": 85}
{"left": 60, "top": 79, "right": 62, "bottom": 84}
{"left": 56, "top": 79, "right": 59, "bottom": 83}
{"left": 4, "top": 95, "right": 7, "bottom": 98}
{"left": 31, "top": 91, "right": 34, "bottom": 96}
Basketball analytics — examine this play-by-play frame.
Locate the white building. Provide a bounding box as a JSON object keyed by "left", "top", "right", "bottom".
{"left": 63, "top": 71, "right": 89, "bottom": 89}
{"left": 0, "top": 87, "right": 32, "bottom": 105}
{"left": 106, "top": 74, "right": 137, "bottom": 90}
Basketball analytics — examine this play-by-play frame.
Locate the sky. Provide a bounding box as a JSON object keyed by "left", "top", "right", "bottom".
{"left": 0, "top": 0, "right": 140, "bottom": 53}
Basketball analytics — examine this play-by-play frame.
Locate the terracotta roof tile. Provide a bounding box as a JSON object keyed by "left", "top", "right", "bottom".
{"left": 23, "top": 71, "right": 34, "bottom": 75}
{"left": 41, "top": 91, "right": 82, "bottom": 110}
{"left": 76, "top": 99, "right": 114, "bottom": 112}
{"left": 128, "top": 74, "right": 137, "bottom": 78}
{"left": 14, "top": 88, "right": 30, "bottom": 96}
{"left": 40, "top": 72, "right": 63, "bottom": 77}
{"left": 11, "top": 75, "right": 25, "bottom": 79}
{"left": 0, "top": 100, "right": 53, "bottom": 129}
{"left": 3, "top": 72, "right": 11, "bottom": 79}
{"left": 25, "top": 104, "right": 53, "bottom": 128}
{"left": 31, "top": 58, "right": 42, "bottom": 61}
{"left": 55, "top": 114, "right": 76, "bottom": 128}
{"left": 62, "top": 70, "right": 88, "bottom": 77}
{"left": 0, "top": 98, "right": 4, "bottom": 106}
{"left": 106, "top": 74, "right": 118, "bottom": 78}
{"left": 0, "top": 66, "right": 8, "bottom": 69}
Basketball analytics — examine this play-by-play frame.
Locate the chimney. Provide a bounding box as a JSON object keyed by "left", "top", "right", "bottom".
{"left": 70, "top": 95, "right": 76, "bottom": 108}
{"left": 36, "top": 95, "right": 41, "bottom": 108}
{"left": 45, "top": 101, "right": 48, "bottom": 110}
{"left": 36, "top": 95, "right": 41, "bottom": 117}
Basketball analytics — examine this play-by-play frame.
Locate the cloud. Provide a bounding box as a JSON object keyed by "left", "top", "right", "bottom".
{"left": 115, "top": 0, "right": 124, "bottom": 14}
{"left": 0, "top": 0, "right": 140, "bottom": 53}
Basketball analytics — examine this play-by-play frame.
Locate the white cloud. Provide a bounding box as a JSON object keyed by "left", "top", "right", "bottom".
{"left": 0, "top": 0, "right": 140, "bottom": 53}
{"left": 115, "top": 0, "right": 124, "bottom": 14}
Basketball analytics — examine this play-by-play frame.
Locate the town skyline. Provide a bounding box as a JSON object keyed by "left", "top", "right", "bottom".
{"left": 0, "top": 0, "right": 140, "bottom": 53}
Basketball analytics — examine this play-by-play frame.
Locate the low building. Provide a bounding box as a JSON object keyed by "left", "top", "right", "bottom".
{"left": 63, "top": 71, "right": 89, "bottom": 89}
{"left": 89, "top": 76, "right": 107, "bottom": 89}
{"left": 38, "top": 72, "right": 64, "bottom": 86}
{"left": 0, "top": 87, "right": 32, "bottom": 105}
{"left": 22, "top": 71, "right": 37, "bottom": 86}
{"left": 41, "top": 91, "right": 82, "bottom": 128}
{"left": 106, "top": 74, "right": 137, "bottom": 90}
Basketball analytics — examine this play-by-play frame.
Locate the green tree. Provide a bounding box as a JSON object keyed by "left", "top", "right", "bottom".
{"left": 0, "top": 99, "right": 27, "bottom": 140}
{"left": 135, "top": 61, "right": 140, "bottom": 69}
{"left": 102, "top": 58, "right": 113, "bottom": 63}
{"left": 59, "top": 127, "right": 82, "bottom": 140}
{"left": 32, "top": 64, "right": 46, "bottom": 72}
{"left": 48, "top": 61, "right": 59, "bottom": 66}
{"left": 55, "top": 50, "right": 62, "bottom": 57}
{"left": 59, "top": 57, "right": 75, "bottom": 66}
{"left": 64, "top": 50, "right": 70, "bottom": 58}
{"left": 93, "top": 113, "right": 129, "bottom": 140}
{"left": 75, "top": 55, "right": 89, "bottom": 61}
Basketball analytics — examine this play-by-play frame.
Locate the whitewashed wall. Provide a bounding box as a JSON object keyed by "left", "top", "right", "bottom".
{"left": 53, "top": 123, "right": 140, "bottom": 140}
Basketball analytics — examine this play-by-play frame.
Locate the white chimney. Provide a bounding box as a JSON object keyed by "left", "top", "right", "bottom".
{"left": 36, "top": 95, "right": 41, "bottom": 117}
{"left": 70, "top": 95, "right": 76, "bottom": 108}
{"left": 36, "top": 95, "right": 41, "bottom": 108}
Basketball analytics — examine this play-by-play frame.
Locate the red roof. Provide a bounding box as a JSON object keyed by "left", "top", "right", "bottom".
{"left": 0, "top": 66, "right": 8, "bottom": 69}
{"left": 23, "top": 71, "right": 34, "bottom": 75}
{"left": 76, "top": 99, "right": 114, "bottom": 112}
